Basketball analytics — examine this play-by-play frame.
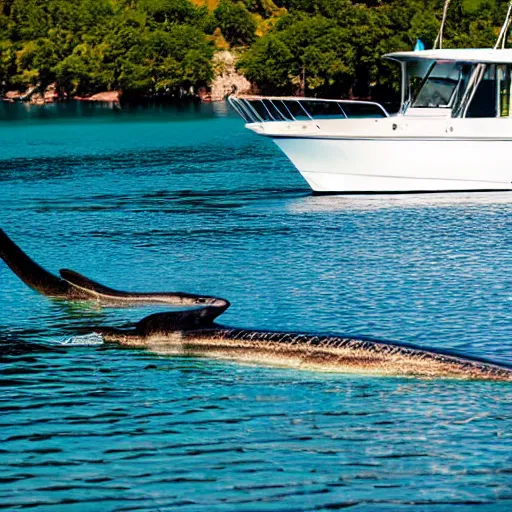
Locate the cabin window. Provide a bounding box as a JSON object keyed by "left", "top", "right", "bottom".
{"left": 411, "top": 62, "right": 462, "bottom": 108}
{"left": 465, "top": 65, "right": 498, "bottom": 118}
{"left": 403, "top": 59, "right": 434, "bottom": 108}
{"left": 450, "top": 64, "right": 474, "bottom": 114}
{"left": 455, "top": 64, "right": 512, "bottom": 118}
{"left": 498, "top": 65, "right": 511, "bottom": 117}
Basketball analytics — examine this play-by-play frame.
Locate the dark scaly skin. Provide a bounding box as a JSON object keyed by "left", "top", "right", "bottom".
{"left": 1, "top": 229, "right": 512, "bottom": 381}
{"left": 100, "top": 328, "right": 512, "bottom": 382}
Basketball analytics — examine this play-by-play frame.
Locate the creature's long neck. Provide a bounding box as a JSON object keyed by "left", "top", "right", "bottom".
{"left": 0, "top": 229, "right": 70, "bottom": 297}
{"left": 0, "top": 230, "right": 230, "bottom": 312}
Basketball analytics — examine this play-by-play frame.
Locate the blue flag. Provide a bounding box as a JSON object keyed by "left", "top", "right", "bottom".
{"left": 414, "top": 39, "right": 425, "bottom": 51}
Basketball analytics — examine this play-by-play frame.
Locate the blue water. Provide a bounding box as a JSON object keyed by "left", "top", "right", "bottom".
{"left": 0, "top": 102, "right": 511, "bottom": 511}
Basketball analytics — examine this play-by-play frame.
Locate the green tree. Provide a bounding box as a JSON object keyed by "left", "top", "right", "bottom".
{"left": 138, "top": 0, "right": 206, "bottom": 25}
{"left": 214, "top": 0, "right": 257, "bottom": 46}
{"left": 238, "top": 34, "right": 293, "bottom": 92}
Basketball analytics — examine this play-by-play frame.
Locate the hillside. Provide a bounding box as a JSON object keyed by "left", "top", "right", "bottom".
{"left": 0, "top": 0, "right": 507, "bottom": 103}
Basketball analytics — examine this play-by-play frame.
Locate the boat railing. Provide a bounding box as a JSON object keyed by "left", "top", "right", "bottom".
{"left": 228, "top": 95, "right": 389, "bottom": 123}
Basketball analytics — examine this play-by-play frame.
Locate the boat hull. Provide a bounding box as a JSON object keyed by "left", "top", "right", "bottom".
{"left": 273, "top": 137, "right": 512, "bottom": 193}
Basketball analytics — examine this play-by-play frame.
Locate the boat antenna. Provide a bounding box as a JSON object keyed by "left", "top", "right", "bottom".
{"left": 495, "top": 1, "right": 512, "bottom": 49}
{"left": 433, "top": 0, "right": 451, "bottom": 49}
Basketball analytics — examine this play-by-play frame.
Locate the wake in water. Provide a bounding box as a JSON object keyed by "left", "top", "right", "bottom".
{"left": 58, "top": 332, "right": 105, "bottom": 346}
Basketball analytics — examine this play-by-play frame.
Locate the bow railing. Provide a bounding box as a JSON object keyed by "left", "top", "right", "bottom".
{"left": 229, "top": 95, "right": 389, "bottom": 123}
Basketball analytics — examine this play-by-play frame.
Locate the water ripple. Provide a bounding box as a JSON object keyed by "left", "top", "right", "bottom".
{"left": 0, "top": 104, "right": 511, "bottom": 510}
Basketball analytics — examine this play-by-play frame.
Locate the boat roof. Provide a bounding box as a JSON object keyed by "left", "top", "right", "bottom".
{"left": 384, "top": 48, "right": 512, "bottom": 64}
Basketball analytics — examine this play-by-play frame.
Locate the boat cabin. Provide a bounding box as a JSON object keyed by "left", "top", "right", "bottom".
{"left": 386, "top": 49, "right": 512, "bottom": 118}
{"left": 229, "top": 49, "right": 512, "bottom": 123}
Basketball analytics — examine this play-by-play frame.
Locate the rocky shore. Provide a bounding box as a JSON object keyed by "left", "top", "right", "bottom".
{"left": 206, "top": 51, "right": 251, "bottom": 102}
{"left": 3, "top": 84, "right": 59, "bottom": 104}
{"left": 74, "top": 91, "right": 121, "bottom": 103}
{"left": 3, "top": 52, "right": 250, "bottom": 106}
{"left": 3, "top": 84, "right": 121, "bottom": 105}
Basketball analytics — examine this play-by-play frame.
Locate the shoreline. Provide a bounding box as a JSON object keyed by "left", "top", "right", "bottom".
{"left": 0, "top": 91, "right": 218, "bottom": 106}
{"left": 1, "top": 90, "right": 235, "bottom": 106}
{"left": 1, "top": 51, "right": 252, "bottom": 106}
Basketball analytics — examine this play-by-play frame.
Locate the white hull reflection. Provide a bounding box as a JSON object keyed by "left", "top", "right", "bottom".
{"left": 287, "top": 191, "right": 512, "bottom": 214}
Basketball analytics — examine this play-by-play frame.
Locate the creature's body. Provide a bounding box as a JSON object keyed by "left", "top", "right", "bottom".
{"left": 1, "top": 229, "right": 511, "bottom": 382}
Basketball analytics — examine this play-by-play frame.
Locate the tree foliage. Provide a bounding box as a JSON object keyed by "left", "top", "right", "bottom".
{"left": 213, "top": 0, "right": 257, "bottom": 45}
{"left": 0, "top": 0, "right": 214, "bottom": 97}
{"left": 0, "top": 0, "right": 510, "bottom": 101}
{"left": 240, "top": 0, "right": 511, "bottom": 100}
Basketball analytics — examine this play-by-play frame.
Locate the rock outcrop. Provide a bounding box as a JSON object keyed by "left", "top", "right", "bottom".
{"left": 4, "top": 90, "right": 23, "bottom": 101}
{"left": 3, "top": 85, "right": 120, "bottom": 105}
{"left": 3, "top": 83, "right": 60, "bottom": 104}
{"left": 208, "top": 51, "right": 251, "bottom": 102}
{"left": 3, "top": 85, "right": 39, "bottom": 102}
{"left": 75, "top": 91, "right": 121, "bottom": 103}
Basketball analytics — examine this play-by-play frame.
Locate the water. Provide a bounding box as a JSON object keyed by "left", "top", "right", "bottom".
{"left": 0, "top": 102, "right": 511, "bottom": 511}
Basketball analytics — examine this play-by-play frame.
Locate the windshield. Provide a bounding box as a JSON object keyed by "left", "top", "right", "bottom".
{"left": 412, "top": 62, "right": 462, "bottom": 108}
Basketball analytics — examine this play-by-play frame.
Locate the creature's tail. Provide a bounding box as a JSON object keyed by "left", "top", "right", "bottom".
{"left": 0, "top": 229, "right": 70, "bottom": 297}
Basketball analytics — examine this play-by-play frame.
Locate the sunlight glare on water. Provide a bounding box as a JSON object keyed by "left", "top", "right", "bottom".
{"left": 0, "top": 102, "right": 511, "bottom": 511}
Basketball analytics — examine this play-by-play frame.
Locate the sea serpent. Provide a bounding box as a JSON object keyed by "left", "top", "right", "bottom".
{"left": 1, "top": 228, "right": 511, "bottom": 382}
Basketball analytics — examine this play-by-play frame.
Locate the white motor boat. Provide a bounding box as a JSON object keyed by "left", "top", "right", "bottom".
{"left": 229, "top": 49, "right": 512, "bottom": 194}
